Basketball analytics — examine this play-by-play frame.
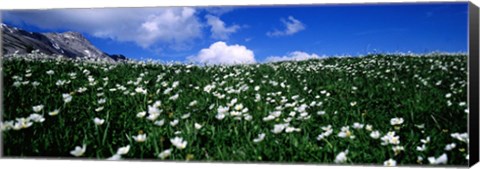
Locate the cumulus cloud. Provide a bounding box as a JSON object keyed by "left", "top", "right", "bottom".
{"left": 188, "top": 41, "right": 256, "bottom": 65}
{"left": 2, "top": 7, "right": 203, "bottom": 49}
{"left": 205, "top": 14, "right": 240, "bottom": 40}
{"left": 267, "top": 16, "right": 305, "bottom": 37}
{"left": 265, "top": 51, "right": 322, "bottom": 62}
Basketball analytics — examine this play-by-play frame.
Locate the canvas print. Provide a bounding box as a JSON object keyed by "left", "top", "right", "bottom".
{"left": 0, "top": 2, "right": 470, "bottom": 166}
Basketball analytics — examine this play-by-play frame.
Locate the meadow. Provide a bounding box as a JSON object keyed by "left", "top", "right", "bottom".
{"left": 1, "top": 52, "right": 469, "bottom": 166}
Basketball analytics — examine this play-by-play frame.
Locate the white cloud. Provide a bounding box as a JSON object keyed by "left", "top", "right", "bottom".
{"left": 265, "top": 51, "right": 322, "bottom": 62}
{"left": 3, "top": 7, "right": 203, "bottom": 49}
{"left": 189, "top": 41, "right": 256, "bottom": 65}
{"left": 205, "top": 15, "right": 240, "bottom": 40}
{"left": 267, "top": 16, "right": 305, "bottom": 37}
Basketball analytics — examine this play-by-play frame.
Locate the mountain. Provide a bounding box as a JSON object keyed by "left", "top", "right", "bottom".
{"left": 1, "top": 23, "right": 128, "bottom": 62}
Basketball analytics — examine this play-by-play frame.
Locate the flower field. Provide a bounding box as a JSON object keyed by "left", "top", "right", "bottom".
{"left": 1, "top": 53, "right": 469, "bottom": 166}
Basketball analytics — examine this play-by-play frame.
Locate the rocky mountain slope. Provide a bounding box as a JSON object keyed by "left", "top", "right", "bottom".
{"left": 1, "top": 23, "right": 127, "bottom": 62}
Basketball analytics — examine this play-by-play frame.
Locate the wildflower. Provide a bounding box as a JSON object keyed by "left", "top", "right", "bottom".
{"left": 421, "top": 136, "right": 431, "bottom": 144}
{"left": 98, "top": 98, "right": 107, "bottom": 104}
{"left": 154, "top": 119, "right": 165, "bottom": 126}
{"left": 170, "top": 137, "right": 187, "bottom": 149}
{"left": 189, "top": 100, "right": 198, "bottom": 107}
{"left": 136, "top": 111, "right": 146, "bottom": 118}
{"left": 450, "top": 132, "right": 468, "bottom": 143}
{"left": 46, "top": 70, "right": 54, "bottom": 75}
{"left": 381, "top": 131, "right": 400, "bottom": 145}
{"left": 317, "top": 110, "right": 326, "bottom": 115}
{"left": 334, "top": 150, "right": 348, "bottom": 164}
{"left": 170, "top": 119, "right": 179, "bottom": 126}
{"left": 384, "top": 159, "right": 397, "bottom": 166}
{"left": 370, "top": 130, "right": 381, "bottom": 139}
{"left": 181, "top": 113, "right": 190, "bottom": 119}
{"left": 158, "top": 149, "right": 172, "bottom": 159}
{"left": 95, "top": 107, "right": 104, "bottom": 112}
{"left": 365, "top": 124, "right": 373, "bottom": 131}
{"left": 49, "top": 109, "right": 60, "bottom": 116}
{"left": 392, "top": 146, "right": 404, "bottom": 155}
{"left": 285, "top": 126, "right": 301, "bottom": 133}
{"left": 352, "top": 122, "right": 364, "bottom": 129}
{"left": 271, "top": 123, "right": 288, "bottom": 134}
{"left": 445, "top": 93, "right": 452, "bottom": 98}
{"left": 350, "top": 101, "right": 357, "bottom": 106}
{"left": 132, "top": 133, "right": 147, "bottom": 142}
{"left": 107, "top": 154, "right": 122, "bottom": 160}
{"left": 215, "top": 113, "right": 225, "bottom": 120}
{"left": 70, "top": 144, "right": 86, "bottom": 157}
{"left": 416, "top": 144, "right": 427, "bottom": 151}
{"left": 32, "top": 105, "right": 44, "bottom": 113}
{"left": 459, "top": 102, "right": 466, "bottom": 106}
{"left": 28, "top": 113, "right": 45, "bottom": 123}
{"left": 116, "top": 145, "right": 130, "bottom": 155}
{"left": 169, "top": 93, "right": 179, "bottom": 100}
{"left": 63, "top": 93, "right": 73, "bottom": 103}
{"left": 428, "top": 153, "right": 448, "bottom": 165}
{"left": 390, "top": 117, "right": 404, "bottom": 126}
{"left": 93, "top": 117, "right": 105, "bottom": 126}
{"left": 253, "top": 133, "right": 266, "bottom": 143}
{"left": 444, "top": 143, "right": 456, "bottom": 151}
{"left": 194, "top": 123, "right": 203, "bottom": 129}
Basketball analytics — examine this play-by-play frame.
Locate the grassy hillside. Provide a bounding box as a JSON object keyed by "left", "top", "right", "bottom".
{"left": 1, "top": 53, "right": 469, "bottom": 166}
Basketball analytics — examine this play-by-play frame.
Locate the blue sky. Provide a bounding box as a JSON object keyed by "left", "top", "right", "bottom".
{"left": 2, "top": 2, "right": 468, "bottom": 64}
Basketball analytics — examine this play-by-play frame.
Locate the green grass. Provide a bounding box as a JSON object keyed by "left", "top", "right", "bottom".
{"left": 1, "top": 53, "right": 469, "bottom": 166}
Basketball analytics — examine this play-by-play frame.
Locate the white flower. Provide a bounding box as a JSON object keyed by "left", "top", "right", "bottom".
{"left": 390, "top": 117, "right": 404, "bottom": 126}
{"left": 98, "top": 98, "right": 107, "bottom": 104}
{"left": 154, "top": 119, "right": 165, "bottom": 126}
{"left": 189, "top": 100, "right": 198, "bottom": 107}
{"left": 70, "top": 144, "right": 86, "bottom": 157}
{"left": 170, "top": 119, "right": 179, "bottom": 126}
{"left": 28, "top": 113, "right": 45, "bottom": 123}
{"left": 136, "top": 111, "right": 146, "bottom": 118}
{"left": 234, "top": 104, "right": 244, "bottom": 111}
{"left": 181, "top": 113, "right": 191, "bottom": 119}
{"left": 271, "top": 123, "right": 288, "bottom": 134}
{"left": 365, "top": 124, "right": 373, "bottom": 131}
{"left": 132, "top": 133, "right": 147, "bottom": 142}
{"left": 217, "top": 106, "right": 229, "bottom": 114}
{"left": 334, "top": 150, "right": 348, "bottom": 164}
{"left": 49, "top": 109, "right": 60, "bottom": 116}
{"left": 350, "top": 102, "right": 357, "bottom": 106}
{"left": 459, "top": 102, "right": 466, "bottom": 106}
{"left": 93, "top": 117, "right": 105, "bottom": 126}
{"left": 450, "top": 132, "right": 469, "bottom": 143}
{"left": 381, "top": 131, "right": 400, "bottom": 145}
{"left": 170, "top": 137, "right": 187, "bottom": 149}
{"left": 107, "top": 154, "right": 122, "bottom": 160}
{"left": 352, "top": 122, "right": 364, "bottom": 129}
{"left": 416, "top": 144, "right": 427, "bottom": 151}
{"left": 32, "top": 105, "right": 44, "bottom": 113}
{"left": 116, "top": 145, "right": 130, "bottom": 155}
{"left": 420, "top": 136, "right": 431, "bottom": 144}
{"left": 194, "top": 123, "right": 203, "bottom": 129}
{"left": 158, "top": 149, "right": 172, "bottom": 159}
{"left": 444, "top": 143, "right": 456, "bottom": 151}
{"left": 285, "top": 126, "right": 301, "bottom": 133}
{"left": 370, "top": 130, "right": 381, "bottom": 139}
{"left": 384, "top": 159, "right": 397, "bottom": 166}
{"left": 63, "top": 93, "right": 73, "bottom": 103}
{"left": 317, "top": 111, "right": 326, "bottom": 115}
{"left": 216, "top": 113, "right": 225, "bottom": 120}
{"left": 95, "top": 107, "right": 104, "bottom": 112}
{"left": 46, "top": 70, "right": 54, "bottom": 75}
{"left": 263, "top": 115, "right": 276, "bottom": 121}
{"left": 253, "top": 133, "right": 266, "bottom": 143}
{"left": 428, "top": 153, "right": 448, "bottom": 165}
{"left": 169, "top": 93, "right": 179, "bottom": 100}
{"left": 135, "top": 87, "right": 147, "bottom": 94}
{"left": 445, "top": 93, "right": 452, "bottom": 98}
